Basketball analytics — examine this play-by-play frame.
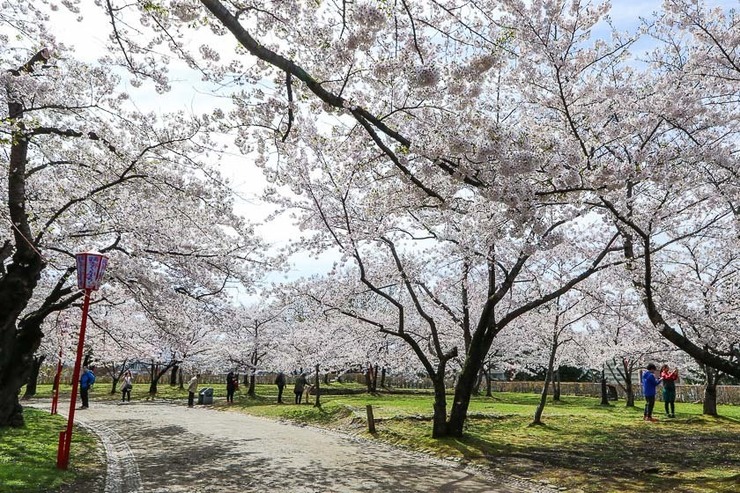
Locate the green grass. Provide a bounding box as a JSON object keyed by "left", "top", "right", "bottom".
{"left": 0, "top": 408, "right": 102, "bottom": 493}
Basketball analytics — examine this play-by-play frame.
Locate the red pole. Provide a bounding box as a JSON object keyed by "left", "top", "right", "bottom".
{"left": 56, "top": 289, "right": 91, "bottom": 470}
{"left": 51, "top": 347, "right": 63, "bottom": 415}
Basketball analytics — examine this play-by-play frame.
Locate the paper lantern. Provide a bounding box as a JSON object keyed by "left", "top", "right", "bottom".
{"left": 75, "top": 252, "right": 109, "bottom": 291}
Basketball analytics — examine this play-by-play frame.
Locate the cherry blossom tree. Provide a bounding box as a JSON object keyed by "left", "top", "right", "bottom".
{"left": 8, "top": 0, "right": 738, "bottom": 432}
{"left": 0, "top": 43, "right": 268, "bottom": 425}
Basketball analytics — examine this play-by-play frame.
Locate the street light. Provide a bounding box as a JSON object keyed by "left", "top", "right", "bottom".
{"left": 56, "top": 252, "right": 109, "bottom": 470}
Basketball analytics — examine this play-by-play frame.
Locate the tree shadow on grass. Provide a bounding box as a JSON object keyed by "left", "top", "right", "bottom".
{"left": 439, "top": 417, "right": 740, "bottom": 493}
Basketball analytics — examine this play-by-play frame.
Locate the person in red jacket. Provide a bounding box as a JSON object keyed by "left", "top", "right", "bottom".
{"left": 660, "top": 364, "right": 679, "bottom": 418}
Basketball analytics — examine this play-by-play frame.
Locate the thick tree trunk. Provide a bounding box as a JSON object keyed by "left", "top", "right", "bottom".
{"left": 178, "top": 368, "right": 184, "bottom": 389}
{"left": 365, "top": 366, "right": 373, "bottom": 393}
{"left": 371, "top": 365, "right": 378, "bottom": 393}
{"left": 110, "top": 377, "right": 119, "bottom": 395}
{"left": 0, "top": 50, "right": 52, "bottom": 427}
{"left": 552, "top": 367, "right": 561, "bottom": 401}
{"left": 702, "top": 366, "right": 719, "bottom": 416}
{"left": 148, "top": 362, "right": 159, "bottom": 395}
{"left": 431, "top": 376, "right": 448, "bottom": 438}
{"left": 22, "top": 355, "right": 45, "bottom": 399}
{"left": 447, "top": 334, "right": 491, "bottom": 437}
{"left": 485, "top": 369, "right": 492, "bottom": 397}
{"left": 248, "top": 373, "right": 256, "bottom": 397}
{"left": 380, "top": 367, "right": 386, "bottom": 388}
{"left": 446, "top": 318, "right": 504, "bottom": 437}
{"left": 170, "top": 364, "right": 179, "bottom": 386}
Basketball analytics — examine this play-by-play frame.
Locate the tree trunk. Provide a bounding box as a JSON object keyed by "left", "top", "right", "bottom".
{"left": 446, "top": 327, "right": 495, "bottom": 437}
{"left": 313, "top": 364, "right": 321, "bottom": 408}
{"left": 365, "top": 366, "right": 373, "bottom": 393}
{"left": 170, "top": 364, "right": 179, "bottom": 386}
{"left": 552, "top": 367, "right": 561, "bottom": 401}
{"left": 248, "top": 372, "right": 256, "bottom": 397}
{"left": 147, "top": 361, "right": 176, "bottom": 396}
{"left": 380, "top": 367, "right": 386, "bottom": 388}
{"left": 532, "top": 340, "right": 557, "bottom": 425}
{"left": 473, "top": 367, "right": 484, "bottom": 395}
{"left": 0, "top": 49, "right": 51, "bottom": 428}
{"left": 702, "top": 366, "right": 719, "bottom": 416}
{"left": 178, "top": 368, "right": 184, "bottom": 390}
{"left": 485, "top": 369, "right": 492, "bottom": 397}
{"left": 600, "top": 369, "right": 611, "bottom": 406}
{"left": 620, "top": 358, "right": 634, "bottom": 407}
{"left": 431, "top": 376, "right": 448, "bottom": 438}
{"left": 22, "top": 355, "right": 45, "bottom": 399}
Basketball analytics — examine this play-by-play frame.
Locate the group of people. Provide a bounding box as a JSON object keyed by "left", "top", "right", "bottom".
{"left": 184, "top": 370, "right": 309, "bottom": 406}
{"left": 77, "top": 366, "right": 133, "bottom": 409}
{"left": 641, "top": 363, "right": 679, "bottom": 421}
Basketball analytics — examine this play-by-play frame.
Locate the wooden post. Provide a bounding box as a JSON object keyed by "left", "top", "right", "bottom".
{"left": 366, "top": 404, "right": 376, "bottom": 433}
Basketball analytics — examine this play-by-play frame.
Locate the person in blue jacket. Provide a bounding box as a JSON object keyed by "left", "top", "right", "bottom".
{"left": 642, "top": 363, "right": 662, "bottom": 422}
{"left": 79, "top": 365, "right": 96, "bottom": 409}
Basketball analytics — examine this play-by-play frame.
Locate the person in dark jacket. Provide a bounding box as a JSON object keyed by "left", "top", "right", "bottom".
{"left": 660, "top": 364, "right": 679, "bottom": 418}
{"left": 294, "top": 373, "right": 307, "bottom": 404}
{"left": 226, "top": 371, "right": 237, "bottom": 404}
{"left": 121, "top": 370, "right": 133, "bottom": 402}
{"left": 275, "top": 372, "right": 286, "bottom": 404}
{"left": 79, "top": 366, "right": 95, "bottom": 409}
{"left": 642, "top": 363, "right": 662, "bottom": 422}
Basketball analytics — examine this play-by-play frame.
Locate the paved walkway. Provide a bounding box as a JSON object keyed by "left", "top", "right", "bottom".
{"left": 45, "top": 400, "right": 556, "bottom": 493}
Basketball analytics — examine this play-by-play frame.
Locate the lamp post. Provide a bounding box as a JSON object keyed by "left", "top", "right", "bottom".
{"left": 56, "top": 252, "right": 109, "bottom": 470}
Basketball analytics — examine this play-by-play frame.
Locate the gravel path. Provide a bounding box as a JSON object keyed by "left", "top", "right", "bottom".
{"left": 47, "top": 399, "right": 557, "bottom": 493}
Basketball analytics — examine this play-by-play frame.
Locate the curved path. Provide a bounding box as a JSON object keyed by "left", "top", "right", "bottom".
{"left": 50, "top": 400, "right": 555, "bottom": 493}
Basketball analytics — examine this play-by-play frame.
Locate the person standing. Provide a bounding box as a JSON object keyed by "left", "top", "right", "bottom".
{"left": 121, "top": 370, "right": 133, "bottom": 402}
{"left": 226, "top": 371, "right": 237, "bottom": 404}
{"left": 660, "top": 364, "right": 679, "bottom": 418}
{"left": 275, "top": 372, "right": 286, "bottom": 404}
{"left": 642, "top": 363, "right": 662, "bottom": 422}
{"left": 187, "top": 374, "right": 199, "bottom": 408}
{"left": 79, "top": 365, "right": 95, "bottom": 409}
{"left": 294, "top": 373, "right": 307, "bottom": 404}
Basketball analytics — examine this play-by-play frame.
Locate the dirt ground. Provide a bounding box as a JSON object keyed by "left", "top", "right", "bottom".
{"left": 44, "top": 399, "right": 559, "bottom": 493}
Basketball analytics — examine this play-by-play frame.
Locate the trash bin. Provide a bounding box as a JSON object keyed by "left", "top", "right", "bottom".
{"left": 198, "top": 387, "right": 214, "bottom": 405}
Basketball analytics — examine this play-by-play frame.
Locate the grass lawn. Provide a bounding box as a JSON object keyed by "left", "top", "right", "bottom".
{"left": 26, "top": 382, "right": 740, "bottom": 492}
{"left": 0, "top": 408, "right": 103, "bottom": 493}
